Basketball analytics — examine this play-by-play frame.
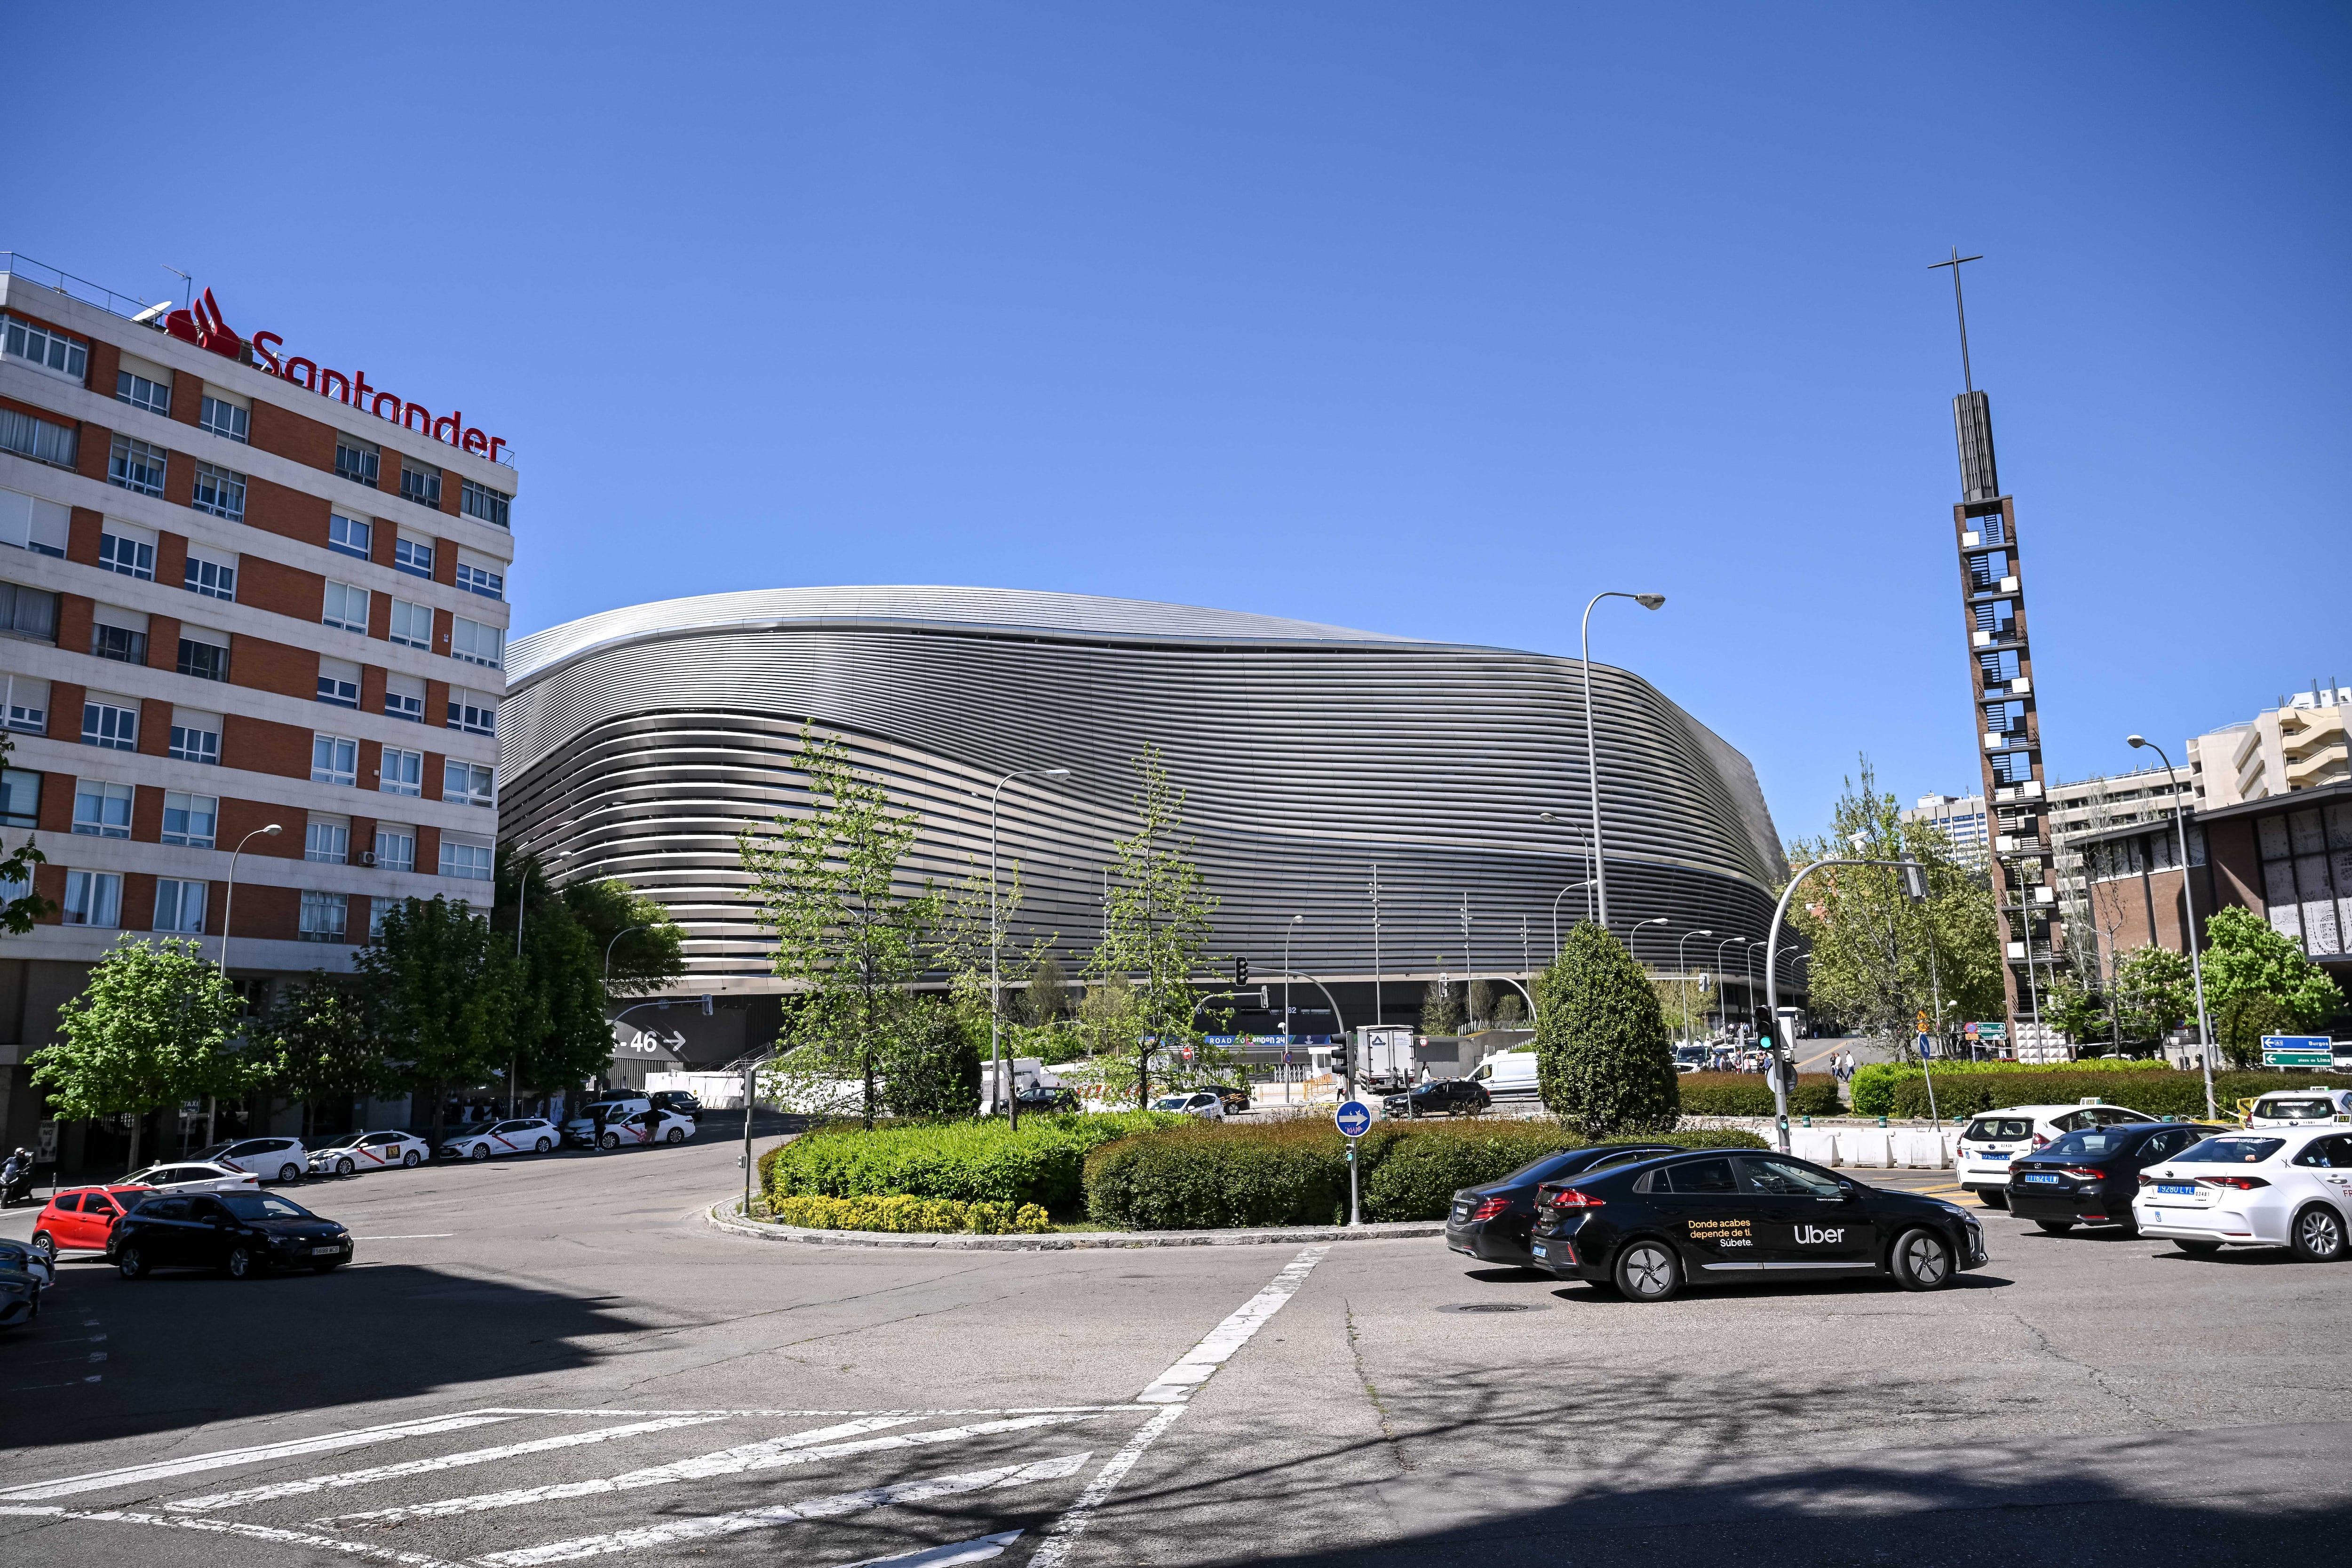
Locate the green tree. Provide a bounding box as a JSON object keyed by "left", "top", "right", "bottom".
{"left": 1087, "top": 746, "right": 1224, "bottom": 1110}
{"left": 491, "top": 852, "right": 624, "bottom": 1108}
{"left": 1536, "top": 922, "right": 1680, "bottom": 1136}
{"left": 739, "top": 727, "right": 939, "bottom": 1129}
{"left": 357, "top": 897, "right": 515, "bottom": 1149}
{"left": 256, "top": 973, "right": 391, "bottom": 1135}
{"left": 2200, "top": 905, "right": 2343, "bottom": 1051}
{"left": 2043, "top": 970, "right": 2113, "bottom": 1051}
{"left": 30, "top": 937, "right": 245, "bottom": 1171}
{"left": 1420, "top": 971, "right": 1460, "bottom": 1036}
{"left": 882, "top": 996, "right": 984, "bottom": 1117}
{"left": 559, "top": 876, "right": 689, "bottom": 997}
{"left": 0, "top": 735, "right": 48, "bottom": 934}
{"left": 1784, "top": 758, "right": 2003, "bottom": 1046}
{"left": 2216, "top": 990, "right": 2297, "bottom": 1071}
{"left": 2110, "top": 945, "right": 2194, "bottom": 1047}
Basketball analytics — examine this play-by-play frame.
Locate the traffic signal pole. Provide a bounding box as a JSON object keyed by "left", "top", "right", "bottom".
{"left": 1763, "top": 856, "right": 1929, "bottom": 1153}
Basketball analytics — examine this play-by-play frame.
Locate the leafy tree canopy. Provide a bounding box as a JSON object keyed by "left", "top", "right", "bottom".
{"left": 2200, "top": 905, "right": 2343, "bottom": 1035}
{"left": 356, "top": 896, "right": 515, "bottom": 1146}
{"left": 31, "top": 937, "right": 246, "bottom": 1169}
{"left": 1536, "top": 922, "right": 1680, "bottom": 1136}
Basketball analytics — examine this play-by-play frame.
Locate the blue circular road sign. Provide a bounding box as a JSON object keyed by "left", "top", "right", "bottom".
{"left": 1334, "top": 1099, "right": 1372, "bottom": 1138}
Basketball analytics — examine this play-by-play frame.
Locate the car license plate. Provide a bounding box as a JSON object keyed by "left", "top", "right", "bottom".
{"left": 2023, "top": 1174, "right": 2060, "bottom": 1184}
{"left": 1531, "top": 1243, "right": 1549, "bottom": 1257}
{"left": 310, "top": 1245, "right": 342, "bottom": 1255}
{"left": 2158, "top": 1184, "right": 2194, "bottom": 1196}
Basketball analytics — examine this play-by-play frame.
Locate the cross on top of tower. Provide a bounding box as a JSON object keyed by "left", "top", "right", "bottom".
{"left": 1928, "top": 247, "right": 1985, "bottom": 393}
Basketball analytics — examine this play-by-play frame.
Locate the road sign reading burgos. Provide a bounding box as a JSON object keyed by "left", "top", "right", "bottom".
{"left": 1334, "top": 1100, "right": 1371, "bottom": 1138}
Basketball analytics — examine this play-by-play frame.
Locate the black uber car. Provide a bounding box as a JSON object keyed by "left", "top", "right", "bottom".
{"left": 1383, "top": 1078, "right": 1491, "bottom": 1119}
{"left": 1447, "top": 1143, "right": 1681, "bottom": 1267}
{"left": 111, "top": 1189, "right": 353, "bottom": 1280}
{"left": 2007, "top": 1121, "right": 2225, "bottom": 1235}
{"left": 1527, "top": 1148, "right": 1986, "bottom": 1302}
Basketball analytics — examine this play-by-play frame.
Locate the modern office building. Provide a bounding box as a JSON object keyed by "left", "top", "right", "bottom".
{"left": 1902, "top": 793, "right": 1989, "bottom": 868}
{"left": 0, "top": 256, "right": 515, "bottom": 1161}
{"left": 500, "top": 586, "right": 1794, "bottom": 1062}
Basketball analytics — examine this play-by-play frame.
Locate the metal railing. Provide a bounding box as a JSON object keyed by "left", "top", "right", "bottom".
{"left": 0, "top": 252, "right": 169, "bottom": 321}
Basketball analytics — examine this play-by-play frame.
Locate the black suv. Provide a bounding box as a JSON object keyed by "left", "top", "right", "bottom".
{"left": 1383, "top": 1078, "right": 1490, "bottom": 1119}
{"left": 1528, "top": 1148, "right": 1986, "bottom": 1302}
{"left": 111, "top": 1190, "right": 352, "bottom": 1280}
{"left": 648, "top": 1090, "right": 703, "bottom": 1122}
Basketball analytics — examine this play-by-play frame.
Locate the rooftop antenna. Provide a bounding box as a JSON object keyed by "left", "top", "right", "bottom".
{"left": 162, "top": 266, "right": 191, "bottom": 311}
{"left": 1928, "top": 247, "right": 1984, "bottom": 392}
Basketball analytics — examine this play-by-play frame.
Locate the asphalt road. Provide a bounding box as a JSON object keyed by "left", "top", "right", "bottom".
{"left": 2, "top": 1125, "right": 2347, "bottom": 1568}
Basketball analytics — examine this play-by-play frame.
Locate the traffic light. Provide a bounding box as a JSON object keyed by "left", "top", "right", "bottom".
{"left": 1900, "top": 859, "right": 1928, "bottom": 901}
{"left": 1330, "top": 1037, "right": 1351, "bottom": 1079}
{"left": 1234, "top": 956, "right": 1249, "bottom": 987}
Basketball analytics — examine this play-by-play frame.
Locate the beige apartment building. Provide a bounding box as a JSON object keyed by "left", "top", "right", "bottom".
{"left": 0, "top": 256, "right": 515, "bottom": 1162}
{"left": 2188, "top": 683, "right": 2351, "bottom": 809}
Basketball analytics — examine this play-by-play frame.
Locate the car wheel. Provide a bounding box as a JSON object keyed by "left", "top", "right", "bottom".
{"left": 535, "top": 1138, "right": 552, "bottom": 1154}
{"left": 1891, "top": 1227, "right": 1955, "bottom": 1290}
{"left": 224, "top": 1245, "right": 260, "bottom": 1280}
{"left": 2290, "top": 1204, "right": 2348, "bottom": 1263}
{"left": 336, "top": 1157, "right": 356, "bottom": 1177}
{"left": 278, "top": 1164, "right": 301, "bottom": 1184}
{"left": 117, "top": 1245, "right": 148, "bottom": 1280}
{"left": 665, "top": 1127, "right": 685, "bottom": 1144}
{"left": 601, "top": 1132, "right": 620, "bottom": 1150}
{"left": 1612, "top": 1239, "right": 1683, "bottom": 1302}
{"left": 403, "top": 1150, "right": 421, "bottom": 1168}
{"left": 1978, "top": 1189, "right": 2008, "bottom": 1210}
{"left": 469, "top": 1145, "right": 490, "bottom": 1162}
{"left": 31, "top": 1232, "right": 55, "bottom": 1262}
{"left": 2177, "top": 1238, "right": 2223, "bottom": 1257}
{"left": 2035, "top": 1221, "right": 2074, "bottom": 1235}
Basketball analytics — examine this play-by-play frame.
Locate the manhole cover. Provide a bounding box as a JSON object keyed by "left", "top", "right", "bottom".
{"left": 1436, "top": 1301, "right": 1544, "bottom": 1313}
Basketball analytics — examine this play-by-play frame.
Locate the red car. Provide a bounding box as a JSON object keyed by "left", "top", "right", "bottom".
{"left": 30, "top": 1185, "right": 153, "bottom": 1261}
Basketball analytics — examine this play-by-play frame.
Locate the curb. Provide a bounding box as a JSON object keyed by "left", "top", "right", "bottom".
{"left": 703, "top": 1202, "right": 1446, "bottom": 1251}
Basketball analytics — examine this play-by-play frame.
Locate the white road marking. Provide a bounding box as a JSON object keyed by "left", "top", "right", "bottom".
{"left": 1137, "top": 1244, "right": 1328, "bottom": 1403}
{"left": 0, "top": 1504, "right": 463, "bottom": 1568}
{"left": 0, "top": 1413, "right": 522, "bottom": 1502}
{"left": 167, "top": 1415, "right": 730, "bottom": 1511}
{"left": 1027, "top": 1404, "right": 1184, "bottom": 1568}
{"left": 834, "top": 1532, "right": 1025, "bottom": 1568}
{"left": 331, "top": 1413, "right": 1098, "bottom": 1526}
{"left": 477, "top": 1454, "right": 1091, "bottom": 1566}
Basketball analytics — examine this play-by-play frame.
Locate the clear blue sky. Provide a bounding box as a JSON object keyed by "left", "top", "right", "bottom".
{"left": 16, "top": 4, "right": 2348, "bottom": 843}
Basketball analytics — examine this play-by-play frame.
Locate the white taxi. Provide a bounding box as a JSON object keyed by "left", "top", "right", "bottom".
{"left": 1958, "top": 1102, "right": 2158, "bottom": 1208}
{"left": 440, "top": 1118, "right": 562, "bottom": 1162}
{"left": 2134, "top": 1125, "right": 2352, "bottom": 1261}
{"left": 593, "top": 1107, "right": 696, "bottom": 1150}
{"left": 119, "top": 1161, "right": 260, "bottom": 1196}
{"left": 308, "top": 1130, "right": 431, "bottom": 1176}
{"left": 2245, "top": 1090, "right": 2352, "bottom": 1128}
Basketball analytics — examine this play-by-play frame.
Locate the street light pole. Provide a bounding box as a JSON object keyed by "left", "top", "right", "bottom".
{"left": 1578, "top": 591, "right": 1665, "bottom": 931}
{"left": 2129, "top": 735, "right": 2217, "bottom": 1119}
{"left": 990, "top": 766, "right": 1071, "bottom": 1129}
{"left": 1283, "top": 913, "right": 1303, "bottom": 1077}
{"left": 1549, "top": 879, "right": 1597, "bottom": 955}
{"left": 1715, "top": 936, "right": 1744, "bottom": 1036}
{"left": 1677, "top": 928, "right": 1715, "bottom": 1045}
{"left": 220, "top": 823, "right": 283, "bottom": 979}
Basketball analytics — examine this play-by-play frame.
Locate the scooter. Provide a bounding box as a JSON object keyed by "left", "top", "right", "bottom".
{"left": 0, "top": 1157, "right": 32, "bottom": 1210}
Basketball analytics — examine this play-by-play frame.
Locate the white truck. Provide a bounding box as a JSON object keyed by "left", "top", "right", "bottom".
{"left": 1354, "top": 1027, "right": 1417, "bottom": 1091}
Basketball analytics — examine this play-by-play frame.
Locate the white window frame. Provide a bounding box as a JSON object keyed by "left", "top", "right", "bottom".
{"left": 81, "top": 698, "right": 137, "bottom": 751}
{"left": 387, "top": 599, "right": 432, "bottom": 650}
{"left": 305, "top": 818, "right": 350, "bottom": 865}
{"left": 328, "top": 514, "right": 373, "bottom": 561}
{"left": 198, "top": 395, "right": 250, "bottom": 444}
{"left": 71, "top": 779, "right": 134, "bottom": 839}
{"left": 190, "top": 461, "right": 246, "bottom": 521}
{"left": 373, "top": 826, "right": 416, "bottom": 872}
{"left": 183, "top": 547, "right": 237, "bottom": 601}
{"left": 299, "top": 889, "right": 349, "bottom": 943}
{"left": 311, "top": 733, "right": 359, "bottom": 787}
{"left": 448, "top": 690, "right": 495, "bottom": 737}
{"left": 440, "top": 838, "right": 494, "bottom": 882}
{"left": 451, "top": 616, "right": 502, "bottom": 669}
{"left": 323, "top": 581, "right": 370, "bottom": 633}
{"left": 108, "top": 435, "right": 167, "bottom": 496}
{"left": 379, "top": 746, "right": 423, "bottom": 797}
{"left": 160, "top": 790, "right": 218, "bottom": 849}
{"left": 62, "top": 869, "right": 122, "bottom": 928}
{"left": 99, "top": 524, "right": 157, "bottom": 581}
{"left": 393, "top": 536, "right": 435, "bottom": 579}
{"left": 154, "top": 878, "right": 207, "bottom": 935}
{"left": 117, "top": 371, "right": 171, "bottom": 417}
{"left": 168, "top": 719, "right": 221, "bottom": 765}
{"left": 443, "top": 759, "right": 494, "bottom": 808}
{"left": 3, "top": 315, "right": 88, "bottom": 382}
{"left": 2, "top": 673, "right": 47, "bottom": 734}
{"left": 455, "top": 559, "right": 504, "bottom": 600}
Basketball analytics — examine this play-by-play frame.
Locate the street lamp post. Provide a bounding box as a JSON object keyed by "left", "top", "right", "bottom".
{"left": 1283, "top": 913, "right": 1303, "bottom": 1076}
{"left": 2128, "top": 735, "right": 2217, "bottom": 1120}
{"left": 1549, "top": 879, "right": 1597, "bottom": 955}
{"left": 1715, "top": 936, "right": 1745, "bottom": 1035}
{"left": 1677, "top": 928, "right": 1715, "bottom": 1045}
{"left": 220, "top": 823, "right": 283, "bottom": 979}
{"left": 1744, "top": 939, "right": 1766, "bottom": 1038}
{"left": 990, "top": 766, "right": 1072, "bottom": 1130}
{"left": 1579, "top": 591, "right": 1665, "bottom": 931}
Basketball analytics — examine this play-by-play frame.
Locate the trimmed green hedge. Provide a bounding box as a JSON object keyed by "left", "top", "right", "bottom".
{"left": 1675, "top": 1072, "right": 1843, "bottom": 1118}
{"left": 772, "top": 1194, "right": 1052, "bottom": 1234}
{"left": 1883, "top": 1069, "right": 2352, "bottom": 1121}
{"left": 762, "top": 1112, "right": 1182, "bottom": 1210}
{"left": 1849, "top": 1057, "right": 2167, "bottom": 1117}
{"left": 1082, "top": 1121, "right": 1769, "bottom": 1230}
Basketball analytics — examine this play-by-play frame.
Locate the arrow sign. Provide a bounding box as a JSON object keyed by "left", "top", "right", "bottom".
{"left": 1334, "top": 1100, "right": 1371, "bottom": 1138}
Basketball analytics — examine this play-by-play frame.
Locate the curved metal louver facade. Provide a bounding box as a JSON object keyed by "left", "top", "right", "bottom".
{"left": 499, "top": 587, "right": 1790, "bottom": 995}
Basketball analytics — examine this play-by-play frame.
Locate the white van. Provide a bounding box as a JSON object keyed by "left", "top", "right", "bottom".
{"left": 1469, "top": 1050, "right": 1540, "bottom": 1100}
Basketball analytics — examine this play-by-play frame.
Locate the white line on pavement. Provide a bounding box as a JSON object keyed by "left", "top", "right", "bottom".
{"left": 1027, "top": 1404, "right": 1184, "bottom": 1568}
{"left": 0, "top": 1504, "right": 464, "bottom": 1568}
{"left": 476, "top": 1454, "right": 1092, "bottom": 1566}
{"left": 330, "top": 1413, "right": 1101, "bottom": 1526}
{"left": 166, "top": 1415, "right": 731, "bottom": 1511}
{"left": 1136, "top": 1244, "right": 1329, "bottom": 1404}
{"left": 0, "top": 1413, "right": 524, "bottom": 1502}
{"left": 834, "top": 1532, "right": 1025, "bottom": 1568}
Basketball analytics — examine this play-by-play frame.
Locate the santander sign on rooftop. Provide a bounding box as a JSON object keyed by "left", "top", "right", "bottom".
{"left": 165, "top": 289, "right": 508, "bottom": 465}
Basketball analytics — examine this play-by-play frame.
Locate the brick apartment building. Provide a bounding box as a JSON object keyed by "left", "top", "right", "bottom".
{"left": 0, "top": 257, "right": 514, "bottom": 1161}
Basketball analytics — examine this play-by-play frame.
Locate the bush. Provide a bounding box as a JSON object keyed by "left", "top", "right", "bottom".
{"left": 763, "top": 1111, "right": 1180, "bottom": 1210}
{"left": 1535, "top": 922, "right": 1679, "bottom": 1134}
{"left": 1883, "top": 1069, "right": 2352, "bottom": 1121}
{"left": 1849, "top": 1057, "right": 2169, "bottom": 1117}
{"left": 773, "top": 1193, "right": 1052, "bottom": 1234}
{"left": 1082, "top": 1120, "right": 1773, "bottom": 1229}
{"left": 1674, "top": 1072, "right": 1843, "bottom": 1117}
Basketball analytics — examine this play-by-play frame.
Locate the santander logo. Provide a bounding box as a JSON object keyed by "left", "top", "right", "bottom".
{"left": 163, "top": 287, "right": 507, "bottom": 464}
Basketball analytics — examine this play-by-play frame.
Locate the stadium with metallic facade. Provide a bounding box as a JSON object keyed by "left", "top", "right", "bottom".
{"left": 500, "top": 587, "right": 1794, "bottom": 1047}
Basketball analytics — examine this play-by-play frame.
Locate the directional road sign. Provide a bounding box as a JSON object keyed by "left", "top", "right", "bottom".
{"left": 1334, "top": 1100, "right": 1371, "bottom": 1138}
{"left": 2263, "top": 1035, "right": 2334, "bottom": 1068}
